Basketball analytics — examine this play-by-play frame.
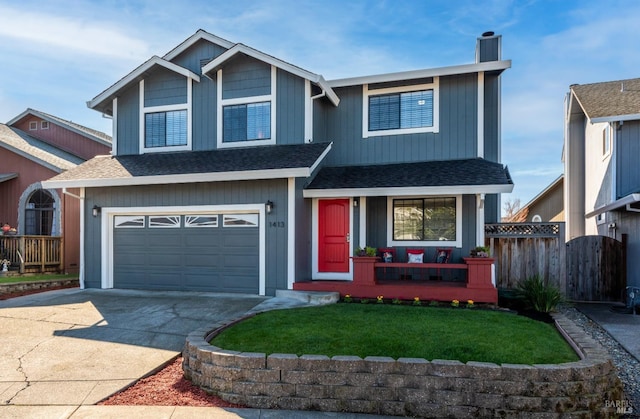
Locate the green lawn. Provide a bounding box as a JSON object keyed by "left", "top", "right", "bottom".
{"left": 0, "top": 273, "right": 77, "bottom": 284}
{"left": 211, "top": 304, "right": 578, "bottom": 365}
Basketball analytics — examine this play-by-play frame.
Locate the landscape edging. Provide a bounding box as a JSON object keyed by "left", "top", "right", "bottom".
{"left": 183, "top": 312, "right": 623, "bottom": 417}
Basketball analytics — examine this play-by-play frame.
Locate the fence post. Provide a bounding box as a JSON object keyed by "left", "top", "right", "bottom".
{"left": 18, "top": 236, "right": 25, "bottom": 274}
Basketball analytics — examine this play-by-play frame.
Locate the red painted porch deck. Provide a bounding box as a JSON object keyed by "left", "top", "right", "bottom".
{"left": 294, "top": 257, "right": 498, "bottom": 303}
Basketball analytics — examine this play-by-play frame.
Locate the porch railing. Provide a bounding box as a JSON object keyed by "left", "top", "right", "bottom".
{"left": 0, "top": 235, "right": 63, "bottom": 273}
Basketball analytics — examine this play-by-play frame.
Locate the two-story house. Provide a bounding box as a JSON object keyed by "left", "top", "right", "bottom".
{"left": 0, "top": 109, "right": 111, "bottom": 273}
{"left": 42, "top": 29, "right": 512, "bottom": 301}
{"left": 565, "top": 78, "right": 640, "bottom": 288}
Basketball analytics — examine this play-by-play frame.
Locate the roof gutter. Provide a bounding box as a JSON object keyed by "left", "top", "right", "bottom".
{"left": 585, "top": 193, "right": 640, "bottom": 218}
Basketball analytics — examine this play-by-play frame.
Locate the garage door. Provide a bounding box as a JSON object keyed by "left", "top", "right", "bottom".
{"left": 113, "top": 213, "right": 259, "bottom": 293}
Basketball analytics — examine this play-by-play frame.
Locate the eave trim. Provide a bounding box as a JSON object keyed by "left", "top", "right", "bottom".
{"left": 303, "top": 184, "right": 514, "bottom": 198}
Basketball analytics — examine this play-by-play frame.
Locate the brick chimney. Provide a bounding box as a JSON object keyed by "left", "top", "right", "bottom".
{"left": 476, "top": 31, "right": 501, "bottom": 63}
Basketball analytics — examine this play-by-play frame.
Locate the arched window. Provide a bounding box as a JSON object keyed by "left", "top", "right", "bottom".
{"left": 532, "top": 214, "right": 542, "bottom": 223}
{"left": 25, "top": 189, "right": 54, "bottom": 235}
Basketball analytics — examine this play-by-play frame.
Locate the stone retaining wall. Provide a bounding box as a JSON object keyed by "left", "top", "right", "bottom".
{"left": 183, "top": 313, "right": 623, "bottom": 417}
{"left": 0, "top": 278, "right": 79, "bottom": 295}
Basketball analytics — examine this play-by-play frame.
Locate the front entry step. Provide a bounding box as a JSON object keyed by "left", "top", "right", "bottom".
{"left": 276, "top": 289, "right": 339, "bottom": 305}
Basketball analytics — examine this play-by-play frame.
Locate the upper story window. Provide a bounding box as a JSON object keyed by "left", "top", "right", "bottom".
{"left": 602, "top": 125, "right": 611, "bottom": 158}
{"left": 363, "top": 79, "right": 439, "bottom": 138}
{"left": 387, "top": 195, "right": 461, "bottom": 247}
{"left": 217, "top": 66, "right": 277, "bottom": 148}
{"left": 223, "top": 102, "right": 271, "bottom": 142}
{"left": 139, "top": 78, "right": 192, "bottom": 153}
{"left": 29, "top": 121, "right": 38, "bottom": 130}
{"left": 41, "top": 121, "right": 49, "bottom": 130}
{"left": 145, "top": 110, "right": 187, "bottom": 148}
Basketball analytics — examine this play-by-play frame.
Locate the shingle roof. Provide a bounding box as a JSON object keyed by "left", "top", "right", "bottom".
{"left": 306, "top": 158, "right": 513, "bottom": 190}
{"left": 571, "top": 78, "right": 640, "bottom": 120}
{"left": 0, "top": 124, "right": 85, "bottom": 172}
{"left": 43, "top": 142, "right": 331, "bottom": 187}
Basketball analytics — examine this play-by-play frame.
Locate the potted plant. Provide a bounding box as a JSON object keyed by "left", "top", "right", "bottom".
{"left": 352, "top": 245, "right": 379, "bottom": 285}
{"left": 354, "top": 246, "right": 377, "bottom": 257}
{"left": 470, "top": 246, "right": 490, "bottom": 258}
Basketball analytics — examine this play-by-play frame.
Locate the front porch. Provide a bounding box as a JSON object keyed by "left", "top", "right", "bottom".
{"left": 294, "top": 256, "right": 498, "bottom": 303}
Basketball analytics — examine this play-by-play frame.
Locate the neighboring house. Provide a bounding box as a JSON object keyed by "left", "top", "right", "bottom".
{"left": 509, "top": 175, "right": 564, "bottom": 222}
{"left": 565, "top": 78, "right": 640, "bottom": 286}
{"left": 0, "top": 109, "right": 112, "bottom": 272}
{"left": 42, "top": 29, "right": 512, "bottom": 300}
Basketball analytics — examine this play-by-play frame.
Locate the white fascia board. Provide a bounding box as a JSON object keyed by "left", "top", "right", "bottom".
{"left": 328, "top": 60, "right": 511, "bottom": 88}
{"left": 162, "top": 29, "right": 235, "bottom": 61}
{"left": 87, "top": 56, "right": 200, "bottom": 112}
{"left": 308, "top": 142, "right": 332, "bottom": 174}
{"left": 202, "top": 44, "right": 340, "bottom": 107}
{"left": 303, "top": 183, "right": 514, "bottom": 198}
{"left": 42, "top": 167, "right": 314, "bottom": 189}
{"left": 591, "top": 113, "right": 640, "bottom": 123}
{"left": 585, "top": 193, "right": 640, "bottom": 218}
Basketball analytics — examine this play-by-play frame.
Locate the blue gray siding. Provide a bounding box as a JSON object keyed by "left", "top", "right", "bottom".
{"left": 483, "top": 74, "right": 500, "bottom": 163}
{"left": 84, "top": 179, "right": 289, "bottom": 295}
{"left": 361, "top": 195, "right": 477, "bottom": 261}
{"left": 116, "top": 84, "right": 140, "bottom": 156}
{"left": 617, "top": 120, "right": 640, "bottom": 198}
{"left": 320, "top": 74, "right": 479, "bottom": 166}
{"left": 276, "top": 69, "right": 305, "bottom": 144}
{"left": 171, "top": 39, "right": 228, "bottom": 74}
{"left": 478, "top": 36, "right": 500, "bottom": 63}
{"left": 222, "top": 55, "right": 271, "bottom": 99}
{"left": 144, "top": 67, "right": 187, "bottom": 107}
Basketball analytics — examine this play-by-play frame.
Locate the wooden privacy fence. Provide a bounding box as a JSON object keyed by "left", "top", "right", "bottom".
{"left": 566, "top": 235, "right": 625, "bottom": 302}
{"left": 0, "top": 236, "right": 63, "bottom": 273}
{"left": 485, "top": 223, "right": 566, "bottom": 292}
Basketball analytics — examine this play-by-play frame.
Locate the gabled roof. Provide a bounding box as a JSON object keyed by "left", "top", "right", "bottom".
{"left": 7, "top": 108, "right": 112, "bottom": 146}
{"left": 509, "top": 174, "right": 563, "bottom": 222}
{"left": 163, "top": 29, "right": 235, "bottom": 61}
{"left": 304, "top": 158, "right": 513, "bottom": 197}
{"left": 87, "top": 56, "right": 201, "bottom": 115}
{"left": 42, "top": 142, "right": 332, "bottom": 189}
{"left": 0, "top": 124, "right": 85, "bottom": 172}
{"left": 571, "top": 78, "right": 640, "bottom": 122}
{"left": 202, "top": 43, "right": 339, "bottom": 106}
{"left": 328, "top": 60, "right": 511, "bottom": 88}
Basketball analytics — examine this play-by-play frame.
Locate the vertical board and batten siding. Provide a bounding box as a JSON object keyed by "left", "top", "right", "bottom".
{"left": 604, "top": 212, "right": 638, "bottom": 288}
{"left": 616, "top": 120, "right": 640, "bottom": 198}
{"left": 84, "top": 179, "right": 289, "bottom": 295}
{"left": 477, "top": 36, "right": 500, "bottom": 62}
{"left": 172, "top": 40, "right": 228, "bottom": 151}
{"left": 116, "top": 84, "right": 140, "bottom": 156}
{"left": 276, "top": 69, "right": 305, "bottom": 144}
{"left": 221, "top": 55, "right": 271, "bottom": 99}
{"left": 322, "top": 74, "right": 479, "bottom": 167}
{"left": 363, "top": 195, "right": 477, "bottom": 262}
{"left": 143, "top": 67, "right": 187, "bottom": 107}
{"left": 294, "top": 177, "right": 312, "bottom": 279}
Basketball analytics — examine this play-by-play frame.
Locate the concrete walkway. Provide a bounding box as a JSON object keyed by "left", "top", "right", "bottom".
{"left": 576, "top": 302, "right": 640, "bottom": 361}
{"left": 0, "top": 288, "right": 392, "bottom": 418}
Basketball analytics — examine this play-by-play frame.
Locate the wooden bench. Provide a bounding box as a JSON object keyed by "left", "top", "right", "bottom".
{"left": 374, "top": 262, "right": 468, "bottom": 281}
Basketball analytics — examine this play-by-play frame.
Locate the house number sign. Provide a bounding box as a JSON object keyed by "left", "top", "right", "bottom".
{"left": 269, "top": 221, "right": 285, "bottom": 228}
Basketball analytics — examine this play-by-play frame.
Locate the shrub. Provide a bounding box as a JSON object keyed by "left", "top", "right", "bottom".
{"left": 515, "top": 275, "right": 564, "bottom": 313}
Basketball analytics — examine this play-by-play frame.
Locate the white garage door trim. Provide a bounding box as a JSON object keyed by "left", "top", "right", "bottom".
{"left": 100, "top": 204, "right": 266, "bottom": 295}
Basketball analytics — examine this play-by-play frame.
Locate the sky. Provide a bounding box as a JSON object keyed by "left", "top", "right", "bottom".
{"left": 1, "top": 0, "right": 640, "bottom": 209}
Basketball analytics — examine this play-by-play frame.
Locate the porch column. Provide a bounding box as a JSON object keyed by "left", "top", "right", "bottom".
{"left": 476, "top": 193, "right": 485, "bottom": 247}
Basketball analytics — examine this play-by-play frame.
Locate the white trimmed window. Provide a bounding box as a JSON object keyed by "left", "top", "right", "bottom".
{"left": 41, "top": 121, "right": 49, "bottom": 130}
{"left": 602, "top": 125, "right": 611, "bottom": 158}
{"left": 114, "top": 215, "right": 145, "bottom": 228}
{"left": 148, "top": 215, "right": 181, "bottom": 228}
{"left": 139, "top": 79, "right": 192, "bottom": 153}
{"left": 29, "top": 121, "right": 38, "bottom": 130}
{"left": 387, "top": 196, "right": 461, "bottom": 247}
{"left": 217, "top": 66, "right": 276, "bottom": 148}
{"left": 363, "top": 79, "right": 439, "bottom": 138}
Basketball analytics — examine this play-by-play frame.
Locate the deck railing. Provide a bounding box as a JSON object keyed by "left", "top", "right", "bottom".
{"left": 0, "top": 235, "right": 63, "bottom": 273}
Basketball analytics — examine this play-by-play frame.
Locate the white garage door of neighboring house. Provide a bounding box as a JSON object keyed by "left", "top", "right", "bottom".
{"left": 112, "top": 213, "right": 260, "bottom": 293}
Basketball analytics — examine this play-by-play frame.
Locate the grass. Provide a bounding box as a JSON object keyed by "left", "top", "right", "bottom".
{"left": 211, "top": 304, "right": 579, "bottom": 365}
{"left": 0, "top": 273, "right": 78, "bottom": 284}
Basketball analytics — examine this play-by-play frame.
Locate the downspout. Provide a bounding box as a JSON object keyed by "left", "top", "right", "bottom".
{"left": 62, "top": 187, "right": 85, "bottom": 289}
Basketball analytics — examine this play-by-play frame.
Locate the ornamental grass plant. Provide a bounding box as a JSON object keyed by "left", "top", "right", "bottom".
{"left": 211, "top": 304, "right": 578, "bottom": 365}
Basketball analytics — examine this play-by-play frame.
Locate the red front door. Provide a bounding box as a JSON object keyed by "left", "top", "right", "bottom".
{"left": 318, "top": 199, "right": 350, "bottom": 273}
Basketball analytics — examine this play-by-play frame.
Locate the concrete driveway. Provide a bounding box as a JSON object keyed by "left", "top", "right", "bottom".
{"left": 0, "top": 288, "right": 267, "bottom": 407}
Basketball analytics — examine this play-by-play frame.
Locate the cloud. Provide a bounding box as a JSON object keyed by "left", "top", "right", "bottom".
{"left": 0, "top": 5, "right": 149, "bottom": 61}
